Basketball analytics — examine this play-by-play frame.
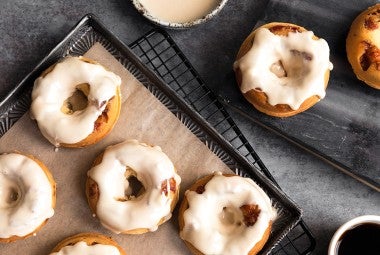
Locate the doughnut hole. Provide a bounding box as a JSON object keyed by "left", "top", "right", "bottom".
{"left": 218, "top": 204, "right": 261, "bottom": 234}
{"left": 218, "top": 206, "right": 244, "bottom": 235}
{"left": 61, "top": 83, "right": 89, "bottom": 114}
{"left": 218, "top": 204, "right": 260, "bottom": 235}
{"left": 269, "top": 50, "right": 313, "bottom": 83}
{"left": 270, "top": 60, "right": 287, "bottom": 78}
{"left": 119, "top": 167, "right": 146, "bottom": 201}
{"left": 0, "top": 177, "right": 22, "bottom": 209}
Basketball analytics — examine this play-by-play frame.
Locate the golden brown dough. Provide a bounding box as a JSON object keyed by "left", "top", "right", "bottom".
{"left": 346, "top": 4, "right": 380, "bottom": 89}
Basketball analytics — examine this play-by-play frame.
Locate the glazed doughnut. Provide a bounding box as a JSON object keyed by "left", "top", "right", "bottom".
{"left": 86, "top": 139, "right": 181, "bottom": 234}
{"left": 234, "top": 22, "right": 333, "bottom": 117}
{"left": 346, "top": 4, "right": 380, "bottom": 89}
{"left": 179, "top": 172, "right": 277, "bottom": 255}
{"left": 49, "top": 232, "right": 127, "bottom": 255}
{"left": 30, "top": 56, "right": 122, "bottom": 147}
{"left": 0, "top": 152, "right": 55, "bottom": 243}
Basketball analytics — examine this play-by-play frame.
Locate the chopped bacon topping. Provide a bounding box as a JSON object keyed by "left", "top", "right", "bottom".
{"left": 161, "top": 177, "right": 176, "bottom": 196}
{"left": 88, "top": 182, "right": 99, "bottom": 199}
{"left": 269, "top": 25, "right": 301, "bottom": 35}
{"left": 94, "top": 121, "right": 102, "bottom": 131}
{"left": 364, "top": 16, "right": 378, "bottom": 30}
{"left": 93, "top": 106, "right": 110, "bottom": 131}
{"left": 240, "top": 204, "right": 261, "bottom": 227}
{"left": 195, "top": 185, "right": 205, "bottom": 194}
{"left": 360, "top": 41, "right": 380, "bottom": 71}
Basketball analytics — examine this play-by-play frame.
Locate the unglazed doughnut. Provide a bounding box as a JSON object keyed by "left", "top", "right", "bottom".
{"left": 30, "top": 56, "right": 122, "bottom": 147}
{"left": 346, "top": 4, "right": 380, "bottom": 89}
{"left": 49, "top": 232, "right": 127, "bottom": 255}
{"left": 86, "top": 139, "right": 181, "bottom": 234}
{"left": 234, "top": 22, "right": 333, "bottom": 117}
{"left": 179, "top": 173, "right": 277, "bottom": 255}
{"left": 0, "top": 152, "right": 55, "bottom": 242}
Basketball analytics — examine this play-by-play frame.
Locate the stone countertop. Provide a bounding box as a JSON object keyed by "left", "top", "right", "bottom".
{"left": 0, "top": 0, "right": 379, "bottom": 254}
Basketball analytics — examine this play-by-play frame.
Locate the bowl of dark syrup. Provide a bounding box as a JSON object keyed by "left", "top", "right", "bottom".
{"left": 328, "top": 215, "right": 380, "bottom": 255}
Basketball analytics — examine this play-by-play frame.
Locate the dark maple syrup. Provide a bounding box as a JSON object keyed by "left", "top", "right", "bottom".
{"left": 336, "top": 223, "right": 380, "bottom": 255}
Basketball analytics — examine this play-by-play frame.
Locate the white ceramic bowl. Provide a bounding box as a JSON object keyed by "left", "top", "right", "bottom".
{"left": 328, "top": 215, "right": 380, "bottom": 255}
{"left": 132, "top": 0, "right": 229, "bottom": 29}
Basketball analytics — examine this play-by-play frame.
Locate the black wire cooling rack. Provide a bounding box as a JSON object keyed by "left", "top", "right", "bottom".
{"left": 129, "top": 29, "right": 316, "bottom": 255}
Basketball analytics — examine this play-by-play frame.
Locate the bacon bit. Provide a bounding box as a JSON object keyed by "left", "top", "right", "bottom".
{"left": 101, "top": 110, "right": 109, "bottom": 123}
{"left": 161, "top": 178, "right": 176, "bottom": 196}
{"left": 240, "top": 204, "right": 261, "bottom": 227}
{"left": 269, "top": 25, "right": 301, "bottom": 35}
{"left": 367, "top": 46, "right": 380, "bottom": 62}
{"left": 364, "top": 16, "right": 379, "bottom": 30}
{"left": 88, "top": 182, "right": 99, "bottom": 199}
{"left": 360, "top": 41, "right": 380, "bottom": 71}
{"left": 93, "top": 120, "right": 102, "bottom": 131}
{"left": 195, "top": 185, "right": 205, "bottom": 194}
{"left": 93, "top": 105, "right": 110, "bottom": 131}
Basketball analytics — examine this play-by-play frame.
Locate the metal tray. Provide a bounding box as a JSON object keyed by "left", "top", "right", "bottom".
{"left": 219, "top": 0, "right": 380, "bottom": 191}
{"left": 0, "top": 14, "right": 301, "bottom": 254}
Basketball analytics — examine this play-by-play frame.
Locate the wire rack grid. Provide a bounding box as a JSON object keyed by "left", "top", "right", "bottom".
{"left": 129, "top": 29, "right": 316, "bottom": 255}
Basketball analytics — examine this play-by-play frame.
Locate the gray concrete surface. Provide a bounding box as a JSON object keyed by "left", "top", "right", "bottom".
{"left": 0, "top": 0, "right": 379, "bottom": 254}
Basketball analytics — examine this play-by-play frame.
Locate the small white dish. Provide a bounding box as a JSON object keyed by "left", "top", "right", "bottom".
{"left": 328, "top": 215, "right": 380, "bottom": 255}
{"left": 132, "top": 0, "right": 229, "bottom": 29}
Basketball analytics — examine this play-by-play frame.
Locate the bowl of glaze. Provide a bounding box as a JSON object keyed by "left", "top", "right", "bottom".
{"left": 132, "top": 0, "right": 229, "bottom": 28}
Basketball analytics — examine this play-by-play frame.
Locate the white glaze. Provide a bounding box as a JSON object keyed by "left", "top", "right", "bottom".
{"left": 138, "top": 0, "right": 221, "bottom": 23}
{"left": 0, "top": 153, "right": 54, "bottom": 238}
{"left": 50, "top": 241, "right": 120, "bottom": 255}
{"left": 30, "top": 57, "right": 121, "bottom": 146}
{"left": 234, "top": 28, "right": 333, "bottom": 110}
{"left": 180, "top": 173, "right": 277, "bottom": 255}
{"left": 87, "top": 140, "right": 181, "bottom": 233}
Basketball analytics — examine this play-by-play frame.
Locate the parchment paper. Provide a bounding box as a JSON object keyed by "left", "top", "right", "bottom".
{"left": 1, "top": 43, "right": 232, "bottom": 255}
